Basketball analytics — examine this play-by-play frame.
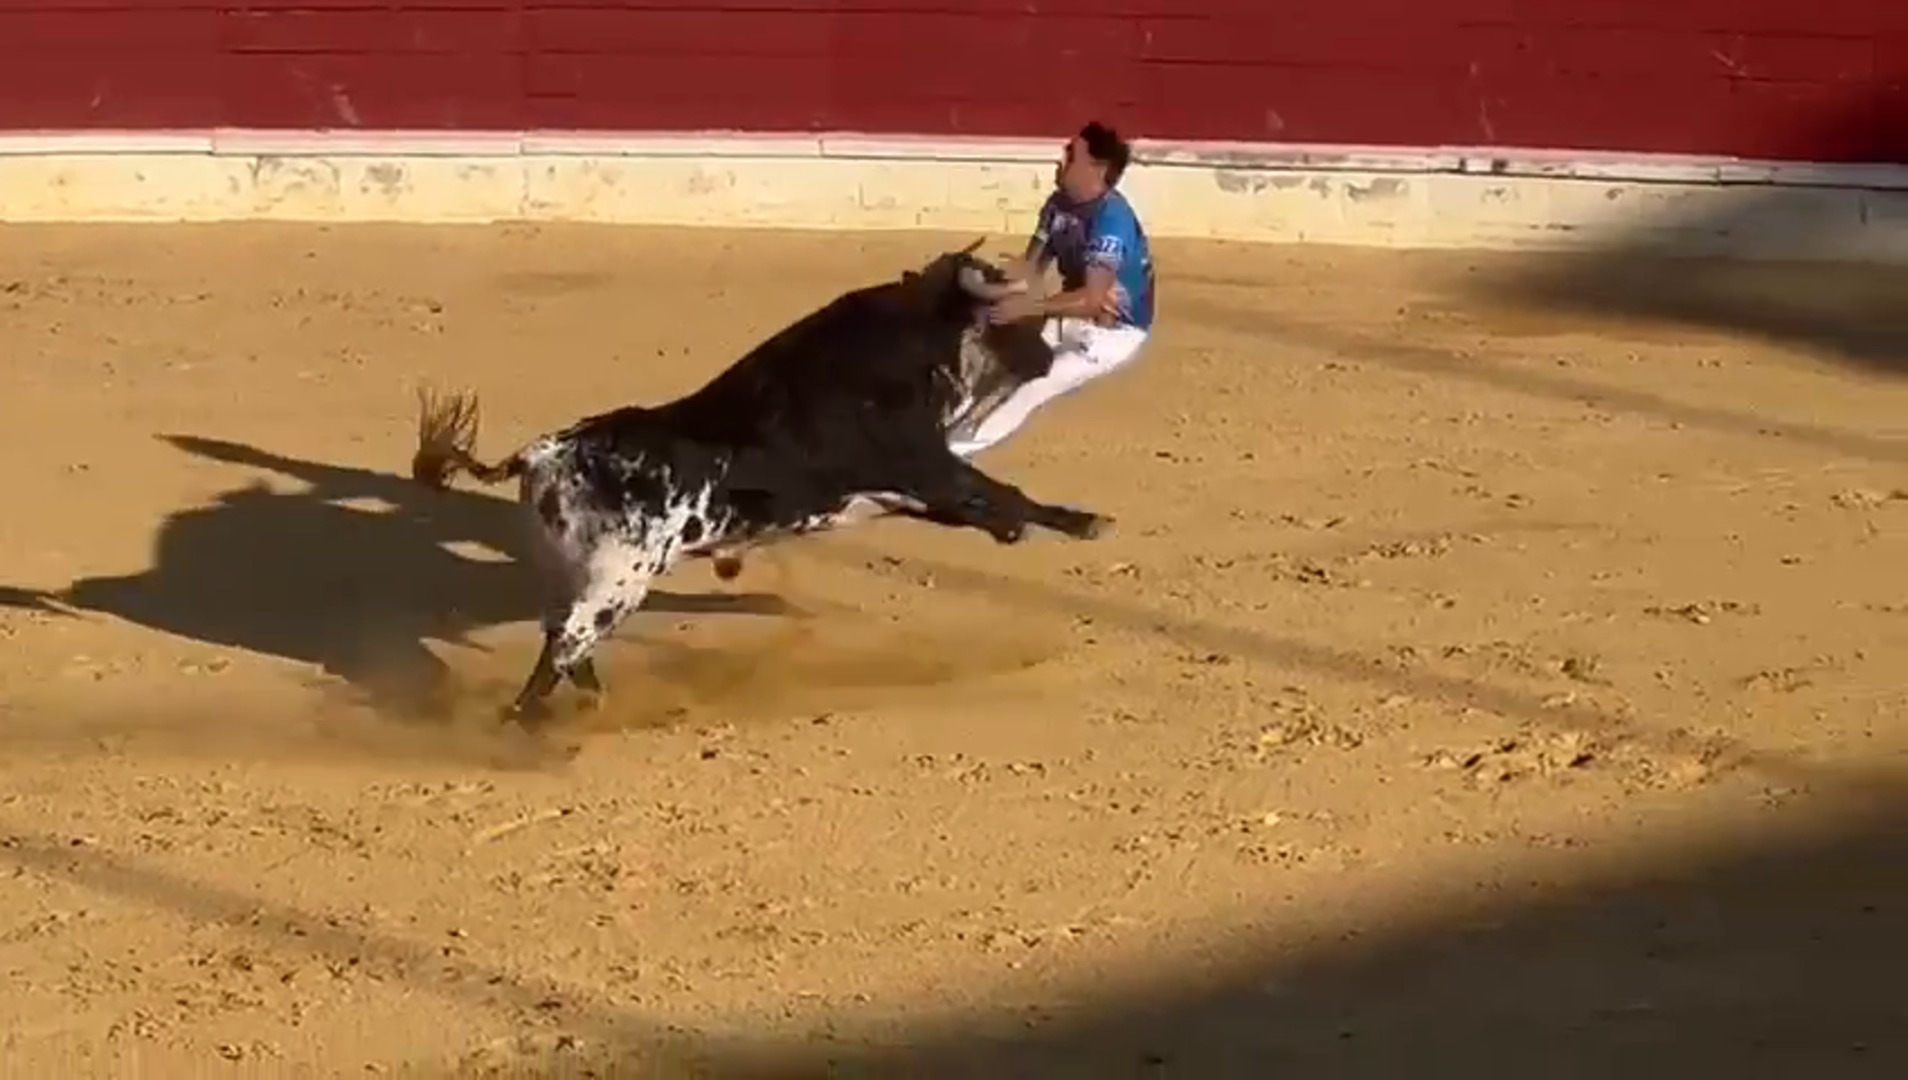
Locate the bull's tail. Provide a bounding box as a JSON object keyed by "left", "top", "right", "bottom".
{"left": 411, "top": 386, "right": 526, "bottom": 489}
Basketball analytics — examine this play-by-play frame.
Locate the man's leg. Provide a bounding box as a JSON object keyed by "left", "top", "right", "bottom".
{"left": 950, "top": 320, "right": 1149, "bottom": 459}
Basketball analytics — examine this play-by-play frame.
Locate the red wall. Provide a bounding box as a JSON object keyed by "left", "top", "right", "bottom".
{"left": 0, "top": 1, "right": 1903, "bottom": 163}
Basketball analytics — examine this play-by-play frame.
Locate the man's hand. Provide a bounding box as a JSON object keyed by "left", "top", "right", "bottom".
{"left": 993, "top": 254, "right": 1032, "bottom": 283}
{"left": 986, "top": 292, "right": 1043, "bottom": 325}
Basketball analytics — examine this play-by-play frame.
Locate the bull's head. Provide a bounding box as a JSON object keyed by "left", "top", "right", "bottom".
{"left": 907, "top": 239, "right": 1055, "bottom": 387}
{"left": 950, "top": 237, "right": 1029, "bottom": 304}
{"left": 901, "top": 237, "right": 1033, "bottom": 317}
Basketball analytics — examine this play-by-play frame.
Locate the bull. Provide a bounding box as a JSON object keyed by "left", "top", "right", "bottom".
{"left": 408, "top": 240, "right": 1113, "bottom": 725}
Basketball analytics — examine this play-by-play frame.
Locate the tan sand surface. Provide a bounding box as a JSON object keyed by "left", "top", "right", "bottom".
{"left": 1, "top": 224, "right": 1903, "bottom": 1076}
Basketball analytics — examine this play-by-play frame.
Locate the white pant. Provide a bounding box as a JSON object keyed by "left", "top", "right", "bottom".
{"left": 949, "top": 317, "right": 1150, "bottom": 458}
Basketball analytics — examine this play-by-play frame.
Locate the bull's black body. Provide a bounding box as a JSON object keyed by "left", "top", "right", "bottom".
{"left": 410, "top": 242, "right": 1112, "bottom": 726}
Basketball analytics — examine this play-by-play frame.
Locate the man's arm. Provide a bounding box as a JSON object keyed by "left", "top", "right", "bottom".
{"left": 1020, "top": 239, "right": 1054, "bottom": 280}
{"left": 991, "top": 259, "right": 1116, "bottom": 324}
{"left": 1036, "top": 264, "right": 1115, "bottom": 318}
{"left": 999, "top": 239, "right": 1053, "bottom": 286}
{"left": 1034, "top": 231, "right": 1122, "bottom": 319}
{"left": 1005, "top": 203, "right": 1057, "bottom": 282}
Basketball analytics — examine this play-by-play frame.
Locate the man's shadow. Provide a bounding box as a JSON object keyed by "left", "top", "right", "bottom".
{"left": 1, "top": 434, "right": 790, "bottom": 718}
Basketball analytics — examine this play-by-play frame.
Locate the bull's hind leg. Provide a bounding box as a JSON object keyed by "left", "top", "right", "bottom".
{"left": 499, "top": 628, "right": 615, "bottom": 723}
{"left": 504, "top": 539, "right": 660, "bottom": 727}
{"left": 505, "top": 631, "right": 566, "bottom": 726}
{"left": 513, "top": 519, "right": 609, "bottom": 722}
{"left": 568, "top": 657, "right": 606, "bottom": 700}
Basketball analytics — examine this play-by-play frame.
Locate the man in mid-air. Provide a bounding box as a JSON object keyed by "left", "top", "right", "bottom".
{"left": 949, "top": 120, "right": 1157, "bottom": 459}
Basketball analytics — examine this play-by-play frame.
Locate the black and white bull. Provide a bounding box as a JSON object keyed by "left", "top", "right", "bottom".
{"left": 408, "top": 241, "right": 1112, "bottom": 725}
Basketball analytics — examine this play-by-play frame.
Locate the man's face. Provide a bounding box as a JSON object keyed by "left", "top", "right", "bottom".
{"left": 1054, "top": 136, "right": 1103, "bottom": 202}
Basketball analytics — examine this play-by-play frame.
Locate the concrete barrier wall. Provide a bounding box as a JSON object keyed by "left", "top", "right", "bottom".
{"left": 4, "top": 131, "right": 1907, "bottom": 265}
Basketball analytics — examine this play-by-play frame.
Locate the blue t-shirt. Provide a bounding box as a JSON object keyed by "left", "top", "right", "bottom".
{"left": 1029, "top": 188, "right": 1156, "bottom": 330}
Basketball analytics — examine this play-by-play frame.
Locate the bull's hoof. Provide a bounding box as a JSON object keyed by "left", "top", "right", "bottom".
{"left": 501, "top": 697, "right": 554, "bottom": 729}
{"left": 1046, "top": 508, "right": 1113, "bottom": 540}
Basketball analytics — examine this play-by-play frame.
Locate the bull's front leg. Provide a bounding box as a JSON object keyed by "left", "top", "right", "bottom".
{"left": 907, "top": 457, "right": 1112, "bottom": 544}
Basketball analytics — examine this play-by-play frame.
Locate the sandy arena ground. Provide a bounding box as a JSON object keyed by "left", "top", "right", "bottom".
{"left": 1, "top": 224, "right": 1904, "bottom": 1078}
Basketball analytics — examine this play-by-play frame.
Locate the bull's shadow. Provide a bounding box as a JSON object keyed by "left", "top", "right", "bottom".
{"left": 2, "top": 435, "right": 789, "bottom": 717}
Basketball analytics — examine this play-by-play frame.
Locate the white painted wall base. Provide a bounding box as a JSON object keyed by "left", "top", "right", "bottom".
{"left": 2, "top": 130, "right": 1906, "bottom": 262}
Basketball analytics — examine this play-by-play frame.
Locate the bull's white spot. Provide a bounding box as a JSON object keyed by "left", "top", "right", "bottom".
{"left": 520, "top": 436, "right": 565, "bottom": 466}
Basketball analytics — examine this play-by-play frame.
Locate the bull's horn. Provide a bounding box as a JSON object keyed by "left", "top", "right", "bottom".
{"left": 957, "top": 264, "right": 1027, "bottom": 300}
{"left": 957, "top": 236, "right": 986, "bottom": 255}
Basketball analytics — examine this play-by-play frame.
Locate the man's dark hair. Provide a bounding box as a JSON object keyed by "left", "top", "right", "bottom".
{"left": 1078, "top": 121, "right": 1132, "bottom": 186}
